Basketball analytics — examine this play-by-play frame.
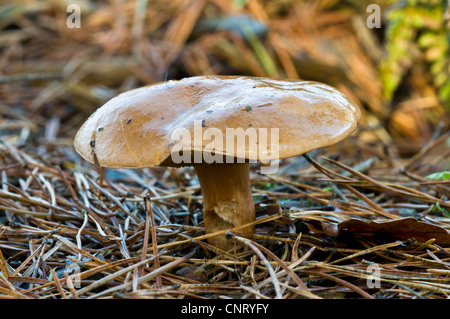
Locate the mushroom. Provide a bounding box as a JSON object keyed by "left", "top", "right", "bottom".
{"left": 74, "top": 75, "right": 361, "bottom": 250}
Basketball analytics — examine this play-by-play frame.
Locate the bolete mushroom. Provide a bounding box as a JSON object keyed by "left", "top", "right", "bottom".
{"left": 74, "top": 75, "right": 361, "bottom": 250}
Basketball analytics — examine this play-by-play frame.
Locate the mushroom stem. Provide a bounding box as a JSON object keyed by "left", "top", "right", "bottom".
{"left": 194, "top": 163, "right": 255, "bottom": 250}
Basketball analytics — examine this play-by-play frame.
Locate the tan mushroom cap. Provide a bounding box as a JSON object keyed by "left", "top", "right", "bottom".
{"left": 74, "top": 75, "right": 361, "bottom": 168}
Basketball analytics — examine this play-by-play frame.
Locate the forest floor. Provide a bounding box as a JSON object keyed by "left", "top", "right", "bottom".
{"left": 0, "top": 0, "right": 449, "bottom": 299}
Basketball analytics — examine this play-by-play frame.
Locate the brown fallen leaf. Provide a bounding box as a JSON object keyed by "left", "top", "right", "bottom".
{"left": 329, "top": 217, "right": 450, "bottom": 245}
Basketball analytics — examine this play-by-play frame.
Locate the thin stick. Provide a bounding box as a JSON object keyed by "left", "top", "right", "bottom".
{"left": 145, "top": 196, "right": 162, "bottom": 288}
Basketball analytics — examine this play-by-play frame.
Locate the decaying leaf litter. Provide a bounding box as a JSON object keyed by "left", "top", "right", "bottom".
{"left": 0, "top": 0, "right": 449, "bottom": 299}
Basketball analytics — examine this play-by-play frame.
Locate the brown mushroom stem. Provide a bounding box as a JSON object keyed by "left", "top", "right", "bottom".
{"left": 194, "top": 163, "right": 255, "bottom": 250}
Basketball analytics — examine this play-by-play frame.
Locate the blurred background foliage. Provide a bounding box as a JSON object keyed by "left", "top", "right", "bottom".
{"left": 0, "top": 0, "right": 449, "bottom": 155}
{"left": 380, "top": 0, "right": 449, "bottom": 110}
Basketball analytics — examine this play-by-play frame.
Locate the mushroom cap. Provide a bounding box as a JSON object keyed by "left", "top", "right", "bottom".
{"left": 74, "top": 75, "right": 361, "bottom": 168}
